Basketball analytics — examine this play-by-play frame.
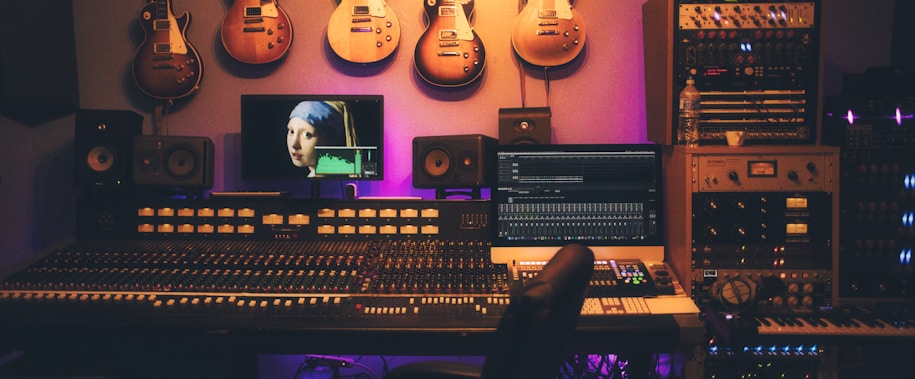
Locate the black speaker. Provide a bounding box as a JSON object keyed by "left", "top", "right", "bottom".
{"left": 133, "top": 135, "right": 215, "bottom": 188}
{"left": 413, "top": 134, "right": 497, "bottom": 190}
{"left": 498, "top": 107, "right": 551, "bottom": 145}
{"left": 74, "top": 109, "right": 143, "bottom": 189}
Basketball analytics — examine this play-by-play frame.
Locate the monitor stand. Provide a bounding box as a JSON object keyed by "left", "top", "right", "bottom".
{"left": 436, "top": 187, "right": 481, "bottom": 200}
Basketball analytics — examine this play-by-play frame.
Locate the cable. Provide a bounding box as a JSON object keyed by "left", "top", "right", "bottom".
{"left": 153, "top": 100, "right": 173, "bottom": 136}
{"left": 518, "top": 0, "right": 527, "bottom": 108}
{"left": 544, "top": 66, "right": 552, "bottom": 108}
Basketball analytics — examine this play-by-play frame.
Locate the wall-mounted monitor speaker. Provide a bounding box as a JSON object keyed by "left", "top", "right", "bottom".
{"left": 133, "top": 135, "right": 214, "bottom": 188}
{"left": 498, "top": 107, "right": 551, "bottom": 145}
{"left": 74, "top": 109, "right": 143, "bottom": 189}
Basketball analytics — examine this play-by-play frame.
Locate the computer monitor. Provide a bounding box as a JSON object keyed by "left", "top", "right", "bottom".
{"left": 240, "top": 94, "right": 384, "bottom": 181}
{"left": 490, "top": 144, "right": 665, "bottom": 263}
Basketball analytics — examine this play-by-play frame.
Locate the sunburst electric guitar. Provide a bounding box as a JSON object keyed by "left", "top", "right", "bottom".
{"left": 511, "top": 0, "right": 586, "bottom": 67}
{"left": 132, "top": 0, "right": 202, "bottom": 100}
{"left": 414, "top": 0, "right": 485, "bottom": 87}
{"left": 327, "top": 0, "right": 401, "bottom": 63}
{"left": 221, "top": 0, "right": 293, "bottom": 64}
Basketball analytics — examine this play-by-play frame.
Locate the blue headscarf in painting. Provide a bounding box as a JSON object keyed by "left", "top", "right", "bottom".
{"left": 289, "top": 101, "right": 347, "bottom": 146}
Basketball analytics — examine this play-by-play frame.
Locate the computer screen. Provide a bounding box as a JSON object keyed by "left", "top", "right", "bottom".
{"left": 240, "top": 94, "right": 383, "bottom": 181}
{"left": 490, "top": 144, "right": 664, "bottom": 263}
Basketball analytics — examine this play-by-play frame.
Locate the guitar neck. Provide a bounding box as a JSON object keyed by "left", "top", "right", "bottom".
{"left": 154, "top": 0, "right": 173, "bottom": 30}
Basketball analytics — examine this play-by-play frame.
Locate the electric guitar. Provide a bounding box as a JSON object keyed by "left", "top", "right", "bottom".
{"left": 511, "top": 0, "right": 586, "bottom": 67}
{"left": 221, "top": 0, "right": 293, "bottom": 64}
{"left": 327, "top": 0, "right": 401, "bottom": 63}
{"left": 132, "top": 0, "right": 203, "bottom": 100}
{"left": 414, "top": 0, "right": 485, "bottom": 87}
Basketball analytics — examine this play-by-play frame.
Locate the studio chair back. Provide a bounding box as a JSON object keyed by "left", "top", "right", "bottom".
{"left": 384, "top": 243, "right": 595, "bottom": 379}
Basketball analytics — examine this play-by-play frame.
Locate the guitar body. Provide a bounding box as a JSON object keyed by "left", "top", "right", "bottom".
{"left": 132, "top": 0, "right": 202, "bottom": 100}
{"left": 221, "top": 0, "right": 293, "bottom": 64}
{"left": 327, "top": 0, "right": 401, "bottom": 63}
{"left": 511, "top": 0, "right": 586, "bottom": 67}
{"left": 414, "top": 0, "right": 485, "bottom": 87}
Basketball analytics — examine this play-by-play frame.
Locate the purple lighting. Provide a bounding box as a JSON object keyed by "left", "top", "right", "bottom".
{"left": 846, "top": 109, "right": 855, "bottom": 124}
{"left": 897, "top": 107, "right": 903, "bottom": 125}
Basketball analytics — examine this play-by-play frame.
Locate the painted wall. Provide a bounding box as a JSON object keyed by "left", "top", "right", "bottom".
{"left": 0, "top": 0, "right": 897, "bottom": 271}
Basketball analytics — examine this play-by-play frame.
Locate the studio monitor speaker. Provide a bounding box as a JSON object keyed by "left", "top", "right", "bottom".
{"left": 498, "top": 107, "right": 551, "bottom": 145}
{"left": 413, "top": 134, "right": 497, "bottom": 189}
{"left": 134, "top": 135, "right": 215, "bottom": 188}
{"left": 74, "top": 109, "right": 143, "bottom": 189}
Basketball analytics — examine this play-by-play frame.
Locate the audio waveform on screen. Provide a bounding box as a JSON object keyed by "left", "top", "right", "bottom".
{"left": 316, "top": 149, "right": 361, "bottom": 175}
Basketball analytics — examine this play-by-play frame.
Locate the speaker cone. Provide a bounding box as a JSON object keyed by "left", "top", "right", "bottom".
{"left": 423, "top": 148, "right": 451, "bottom": 177}
{"left": 86, "top": 146, "right": 115, "bottom": 172}
{"left": 166, "top": 148, "right": 197, "bottom": 178}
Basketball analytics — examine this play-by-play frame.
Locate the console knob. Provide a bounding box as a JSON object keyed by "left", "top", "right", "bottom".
{"left": 802, "top": 282, "right": 815, "bottom": 294}
{"left": 807, "top": 162, "right": 817, "bottom": 173}
{"left": 787, "top": 171, "right": 798, "bottom": 181}
{"left": 728, "top": 171, "right": 739, "bottom": 181}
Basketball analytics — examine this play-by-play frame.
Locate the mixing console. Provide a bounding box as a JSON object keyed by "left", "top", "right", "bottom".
{"left": 0, "top": 197, "right": 703, "bottom": 356}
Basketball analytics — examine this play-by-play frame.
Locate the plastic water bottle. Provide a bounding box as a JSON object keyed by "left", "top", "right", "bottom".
{"left": 678, "top": 77, "right": 700, "bottom": 146}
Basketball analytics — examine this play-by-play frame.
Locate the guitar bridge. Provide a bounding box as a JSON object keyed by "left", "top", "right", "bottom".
{"left": 535, "top": 30, "right": 562, "bottom": 36}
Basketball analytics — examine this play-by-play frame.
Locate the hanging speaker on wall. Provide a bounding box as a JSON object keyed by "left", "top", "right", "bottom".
{"left": 133, "top": 135, "right": 215, "bottom": 188}
{"left": 74, "top": 109, "right": 143, "bottom": 189}
{"left": 413, "top": 134, "right": 497, "bottom": 199}
{"left": 498, "top": 107, "right": 551, "bottom": 145}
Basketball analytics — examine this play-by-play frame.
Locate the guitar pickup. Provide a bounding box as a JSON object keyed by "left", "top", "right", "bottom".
{"left": 439, "top": 30, "right": 458, "bottom": 40}
{"left": 246, "top": 5, "right": 278, "bottom": 18}
{"left": 538, "top": 10, "right": 558, "bottom": 18}
{"left": 353, "top": 5, "right": 370, "bottom": 15}
{"left": 154, "top": 44, "right": 172, "bottom": 54}
{"left": 244, "top": 7, "right": 263, "bottom": 17}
